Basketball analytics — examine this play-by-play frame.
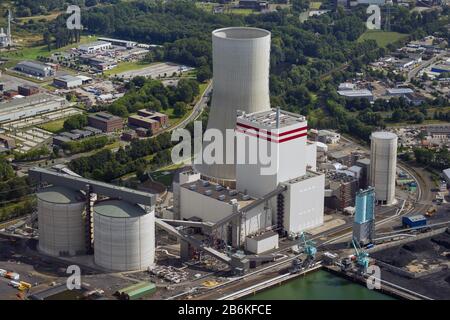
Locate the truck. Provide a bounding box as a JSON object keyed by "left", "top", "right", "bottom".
{"left": 5, "top": 272, "right": 20, "bottom": 281}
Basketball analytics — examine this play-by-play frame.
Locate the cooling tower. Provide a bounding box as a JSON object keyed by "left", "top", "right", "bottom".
{"left": 196, "top": 27, "right": 272, "bottom": 184}
{"left": 370, "top": 131, "right": 398, "bottom": 205}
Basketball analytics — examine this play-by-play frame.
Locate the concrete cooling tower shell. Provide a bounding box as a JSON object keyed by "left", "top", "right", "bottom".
{"left": 370, "top": 131, "right": 398, "bottom": 205}
{"left": 37, "top": 186, "right": 86, "bottom": 257}
{"left": 196, "top": 27, "right": 272, "bottom": 183}
{"left": 93, "top": 200, "right": 155, "bottom": 271}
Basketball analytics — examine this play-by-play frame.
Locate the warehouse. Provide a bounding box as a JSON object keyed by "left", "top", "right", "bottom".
{"left": 98, "top": 37, "right": 137, "bottom": 48}
{"left": 78, "top": 41, "right": 112, "bottom": 54}
{"left": 53, "top": 75, "right": 83, "bottom": 89}
{"left": 15, "top": 61, "right": 55, "bottom": 78}
{"left": 337, "top": 89, "right": 373, "bottom": 101}
{"left": 0, "top": 93, "right": 68, "bottom": 123}
{"left": 18, "top": 85, "right": 39, "bottom": 96}
{"left": 386, "top": 88, "right": 414, "bottom": 97}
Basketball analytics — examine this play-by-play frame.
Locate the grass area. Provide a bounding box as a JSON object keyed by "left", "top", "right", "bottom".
{"left": 358, "top": 30, "right": 408, "bottom": 48}
{"left": 37, "top": 119, "right": 66, "bottom": 133}
{"left": 149, "top": 162, "right": 185, "bottom": 187}
{"left": 229, "top": 8, "right": 257, "bottom": 15}
{"left": 195, "top": 2, "right": 216, "bottom": 12}
{"left": 310, "top": 2, "right": 322, "bottom": 9}
{"left": 104, "top": 61, "right": 156, "bottom": 76}
{"left": 16, "top": 12, "right": 61, "bottom": 23}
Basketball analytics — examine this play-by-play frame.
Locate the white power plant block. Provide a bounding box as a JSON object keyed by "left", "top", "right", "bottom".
{"left": 370, "top": 131, "right": 398, "bottom": 205}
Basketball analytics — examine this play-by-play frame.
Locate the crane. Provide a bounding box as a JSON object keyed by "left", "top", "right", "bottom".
{"left": 352, "top": 238, "right": 369, "bottom": 273}
{"left": 299, "top": 232, "right": 317, "bottom": 260}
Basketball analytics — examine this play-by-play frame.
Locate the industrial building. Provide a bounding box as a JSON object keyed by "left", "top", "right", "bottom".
{"left": 88, "top": 112, "right": 124, "bottom": 132}
{"left": 78, "top": 41, "right": 112, "bottom": 54}
{"left": 337, "top": 89, "right": 373, "bottom": 101}
{"left": 353, "top": 188, "right": 375, "bottom": 245}
{"left": 196, "top": 27, "right": 272, "bottom": 184}
{"left": 53, "top": 75, "right": 83, "bottom": 89}
{"left": 98, "top": 37, "right": 137, "bottom": 48}
{"left": 370, "top": 131, "right": 398, "bottom": 205}
{"left": 128, "top": 115, "right": 160, "bottom": 134}
{"left": 17, "top": 85, "right": 39, "bottom": 96}
{"left": 386, "top": 88, "right": 414, "bottom": 97}
{"left": 325, "top": 172, "right": 359, "bottom": 211}
{"left": 15, "top": 61, "right": 55, "bottom": 78}
{"left": 0, "top": 93, "right": 68, "bottom": 123}
{"left": 136, "top": 109, "right": 169, "bottom": 127}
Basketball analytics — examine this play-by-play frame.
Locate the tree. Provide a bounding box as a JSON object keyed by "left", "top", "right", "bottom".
{"left": 196, "top": 66, "right": 212, "bottom": 83}
{"left": 63, "top": 114, "right": 88, "bottom": 131}
{"left": 173, "top": 101, "right": 187, "bottom": 117}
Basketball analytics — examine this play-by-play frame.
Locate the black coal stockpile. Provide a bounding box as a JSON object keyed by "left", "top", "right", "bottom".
{"left": 403, "top": 239, "right": 436, "bottom": 253}
{"left": 375, "top": 247, "right": 416, "bottom": 268}
{"left": 431, "top": 233, "right": 450, "bottom": 250}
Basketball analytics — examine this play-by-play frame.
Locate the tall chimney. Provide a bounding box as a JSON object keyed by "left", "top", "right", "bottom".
{"left": 195, "top": 27, "right": 271, "bottom": 184}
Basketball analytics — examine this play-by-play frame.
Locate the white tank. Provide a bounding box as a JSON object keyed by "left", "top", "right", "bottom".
{"left": 370, "top": 131, "right": 398, "bottom": 205}
{"left": 196, "top": 27, "right": 272, "bottom": 184}
{"left": 93, "top": 200, "right": 155, "bottom": 271}
{"left": 37, "top": 186, "right": 86, "bottom": 257}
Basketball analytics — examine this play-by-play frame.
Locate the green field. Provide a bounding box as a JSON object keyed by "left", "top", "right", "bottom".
{"left": 38, "top": 119, "right": 66, "bottom": 133}
{"left": 105, "top": 61, "right": 155, "bottom": 76}
{"left": 358, "top": 30, "right": 408, "bottom": 48}
{"left": 310, "top": 2, "right": 322, "bottom": 9}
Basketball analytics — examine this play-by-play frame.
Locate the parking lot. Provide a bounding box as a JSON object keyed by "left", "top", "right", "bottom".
{"left": 113, "top": 62, "right": 192, "bottom": 79}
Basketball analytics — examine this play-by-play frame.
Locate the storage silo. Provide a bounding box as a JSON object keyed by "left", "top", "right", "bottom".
{"left": 196, "top": 27, "right": 272, "bottom": 185}
{"left": 370, "top": 132, "right": 398, "bottom": 205}
{"left": 37, "top": 186, "right": 86, "bottom": 257}
{"left": 93, "top": 200, "right": 154, "bottom": 271}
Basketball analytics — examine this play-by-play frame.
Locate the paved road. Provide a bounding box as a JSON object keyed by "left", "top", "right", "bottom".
{"left": 407, "top": 51, "right": 447, "bottom": 82}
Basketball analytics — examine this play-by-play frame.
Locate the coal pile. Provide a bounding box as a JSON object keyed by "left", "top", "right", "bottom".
{"left": 445, "top": 275, "right": 450, "bottom": 285}
{"left": 375, "top": 247, "right": 416, "bottom": 268}
{"left": 403, "top": 239, "right": 436, "bottom": 253}
{"left": 431, "top": 233, "right": 450, "bottom": 250}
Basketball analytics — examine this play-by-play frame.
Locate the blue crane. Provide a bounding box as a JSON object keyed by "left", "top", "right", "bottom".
{"left": 299, "top": 232, "right": 317, "bottom": 260}
{"left": 352, "top": 238, "right": 369, "bottom": 272}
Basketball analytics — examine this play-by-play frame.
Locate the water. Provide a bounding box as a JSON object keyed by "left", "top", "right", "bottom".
{"left": 244, "top": 270, "right": 395, "bottom": 300}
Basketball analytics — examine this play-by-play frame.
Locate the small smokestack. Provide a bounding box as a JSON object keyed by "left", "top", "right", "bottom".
{"left": 276, "top": 107, "right": 280, "bottom": 129}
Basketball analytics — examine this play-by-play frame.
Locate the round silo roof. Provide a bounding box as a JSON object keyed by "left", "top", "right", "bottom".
{"left": 371, "top": 131, "right": 397, "bottom": 140}
{"left": 94, "top": 200, "right": 146, "bottom": 218}
{"left": 37, "top": 186, "right": 84, "bottom": 204}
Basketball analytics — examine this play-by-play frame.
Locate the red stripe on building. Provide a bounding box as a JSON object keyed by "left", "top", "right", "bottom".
{"left": 235, "top": 128, "right": 307, "bottom": 143}
{"left": 236, "top": 122, "right": 307, "bottom": 137}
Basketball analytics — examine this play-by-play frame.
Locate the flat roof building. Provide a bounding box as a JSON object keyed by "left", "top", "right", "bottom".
{"left": 78, "top": 41, "right": 112, "bottom": 54}
{"left": 88, "top": 112, "right": 123, "bottom": 133}
{"left": 18, "top": 85, "right": 39, "bottom": 96}
{"left": 128, "top": 115, "right": 161, "bottom": 134}
{"left": 337, "top": 89, "right": 373, "bottom": 101}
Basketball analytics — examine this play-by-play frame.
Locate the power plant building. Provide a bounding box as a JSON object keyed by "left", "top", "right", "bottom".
{"left": 37, "top": 186, "right": 87, "bottom": 257}
{"left": 353, "top": 187, "right": 375, "bottom": 245}
{"left": 196, "top": 27, "right": 272, "bottom": 184}
{"left": 370, "top": 131, "right": 398, "bottom": 205}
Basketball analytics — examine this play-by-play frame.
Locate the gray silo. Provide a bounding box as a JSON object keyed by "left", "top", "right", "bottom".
{"left": 93, "top": 200, "right": 155, "bottom": 271}
{"left": 370, "top": 131, "right": 398, "bottom": 205}
{"left": 37, "top": 186, "right": 86, "bottom": 257}
{"left": 196, "top": 27, "right": 272, "bottom": 185}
